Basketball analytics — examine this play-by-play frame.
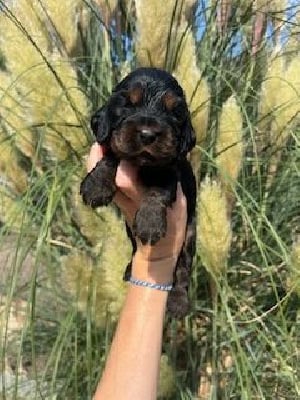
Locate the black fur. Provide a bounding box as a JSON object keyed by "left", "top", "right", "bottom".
{"left": 80, "top": 67, "right": 197, "bottom": 317}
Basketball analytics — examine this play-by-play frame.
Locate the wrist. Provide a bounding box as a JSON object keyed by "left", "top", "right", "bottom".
{"left": 131, "top": 252, "right": 176, "bottom": 284}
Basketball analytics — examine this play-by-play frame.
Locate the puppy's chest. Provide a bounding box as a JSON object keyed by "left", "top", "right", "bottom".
{"left": 138, "top": 165, "right": 178, "bottom": 188}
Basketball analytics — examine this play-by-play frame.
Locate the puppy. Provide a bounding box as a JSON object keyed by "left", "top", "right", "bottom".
{"left": 80, "top": 67, "right": 196, "bottom": 317}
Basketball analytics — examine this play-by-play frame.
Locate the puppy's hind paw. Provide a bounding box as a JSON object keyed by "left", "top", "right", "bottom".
{"left": 166, "top": 288, "right": 189, "bottom": 318}
{"left": 133, "top": 203, "right": 167, "bottom": 245}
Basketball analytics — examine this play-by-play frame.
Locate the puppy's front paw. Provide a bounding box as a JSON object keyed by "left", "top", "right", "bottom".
{"left": 80, "top": 174, "right": 116, "bottom": 208}
{"left": 133, "top": 203, "right": 167, "bottom": 245}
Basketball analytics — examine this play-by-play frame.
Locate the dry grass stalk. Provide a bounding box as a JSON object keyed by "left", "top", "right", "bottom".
{"left": 0, "top": 297, "right": 28, "bottom": 340}
{"left": 249, "top": 1, "right": 287, "bottom": 52}
{"left": 94, "top": 0, "right": 118, "bottom": 26}
{"left": 216, "top": 0, "right": 232, "bottom": 35}
{"left": 184, "top": 0, "right": 197, "bottom": 21}
{"left": 197, "top": 178, "right": 232, "bottom": 277}
{"left": 101, "top": 26, "right": 114, "bottom": 95}
{"left": 197, "top": 361, "right": 212, "bottom": 399}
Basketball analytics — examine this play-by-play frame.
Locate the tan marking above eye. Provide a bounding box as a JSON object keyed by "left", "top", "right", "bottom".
{"left": 128, "top": 83, "right": 143, "bottom": 105}
{"left": 162, "top": 90, "right": 178, "bottom": 111}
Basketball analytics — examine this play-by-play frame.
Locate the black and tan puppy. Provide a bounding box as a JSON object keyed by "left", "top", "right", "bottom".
{"left": 80, "top": 67, "right": 196, "bottom": 317}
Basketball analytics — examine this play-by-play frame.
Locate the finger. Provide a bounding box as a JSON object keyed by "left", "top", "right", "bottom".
{"left": 175, "top": 184, "right": 187, "bottom": 212}
{"left": 175, "top": 187, "right": 187, "bottom": 235}
{"left": 86, "top": 143, "right": 104, "bottom": 172}
{"left": 115, "top": 160, "right": 144, "bottom": 202}
{"left": 113, "top": 191, "right": 135, "bottom": 224}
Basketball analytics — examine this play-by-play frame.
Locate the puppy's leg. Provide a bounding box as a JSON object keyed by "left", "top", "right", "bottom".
{"left": 132, "top": 166, "right": 178, "bottom": 245}
{"left": 133, "top": 187, "right": 177, "bottom": 245}
{"left": 80, "top": 155, "right": 118, "bottom": 208}
{"left": 167, "top": 159, "right": 197, "bottom": 317}
{"left": 167, "top": 215, "right": 196, "bottom": 317}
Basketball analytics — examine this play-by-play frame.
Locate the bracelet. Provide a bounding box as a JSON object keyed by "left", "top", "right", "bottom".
{"left": 128, "top": 276, "right": 173, "bottom": 292}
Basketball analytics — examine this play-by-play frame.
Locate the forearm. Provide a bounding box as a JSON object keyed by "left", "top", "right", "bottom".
{"left": 94, "top": 258, "right": 173, "bottom": 400}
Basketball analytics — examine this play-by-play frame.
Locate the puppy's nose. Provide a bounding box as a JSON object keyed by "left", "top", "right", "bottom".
{"left": 139, "top": 129, "right": 156, "bottom": 145}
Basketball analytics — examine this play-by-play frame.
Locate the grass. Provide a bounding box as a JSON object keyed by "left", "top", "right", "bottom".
{"left": 0, "top": 0, "right": 299, "bottom": 399}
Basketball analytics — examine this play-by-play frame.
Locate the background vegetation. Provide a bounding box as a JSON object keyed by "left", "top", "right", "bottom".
{"left": 0, "top": 0, "right": 299, "bottom": 398}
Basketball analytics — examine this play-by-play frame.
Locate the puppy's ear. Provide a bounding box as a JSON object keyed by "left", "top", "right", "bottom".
{"left": 181, "top": 114, "right": 196, "bottom": 155}
{"left": 127, "top": 83, "right": 143, "bottom": 105}
{"left": 90, "top": 106, "right": 110, "bottom": 144}
{"left": 162, "top": 90, "right": 179, "bottom": 112}
{"left": 162, "top": 91, "right": 196, "bottom": 155}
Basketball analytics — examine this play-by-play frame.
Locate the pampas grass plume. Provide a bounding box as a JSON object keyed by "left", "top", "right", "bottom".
{"left": 71, "top": 174, "right": 123, "bottom": 248}
{"left": 0, "top": 71, "right": 35, "bottom": 159}
{"left": 216, "top": 95, "right": 243, "bottom": 188}
{"left": 63, "top": 251, "right": 127, "bottom": 326}
{"left": 174, "top": 24, "right": 210, "bottom": 145}
{"left": 0, "top": 0, "right": 48, "bottom": 75}
{"left": 258, "top": 53, "right": 284, "bottom": 133}
{"left": 62, "top": 210, "right": 131, "bottom": 326}
{"left": 0, "top": 188, "right": 28, "bottom": 229}
{"left": 197, "top": 178, "right": 232, "bottom": 277}
{"left": 0, "top": 1, "right": 89, "bottom": 160}
{"left": 0, "top": 134, "right": 27, "bottom": 194}
{"left": 136, "top": 0, "right": 210, "bottom": 142}
{"left": 271, "top": 55, "right": 300, "bottom": 146}
{"left": 72, "top": 189, "right": 106, "bottom": 247}
{"left": 42, "top": 0, "right": 82, "bottom": 54}
{"left": 135, "top": 0, "right": 177, "bottom": 67}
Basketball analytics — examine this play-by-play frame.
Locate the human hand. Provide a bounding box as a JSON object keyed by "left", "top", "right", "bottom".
{"left": 86, "top": 143, "right": 187, "bottom": 282}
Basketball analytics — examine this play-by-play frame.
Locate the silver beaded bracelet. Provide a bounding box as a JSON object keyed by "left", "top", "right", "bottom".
{"left": 128, "top": 276, "right": 173, "bottom": 292}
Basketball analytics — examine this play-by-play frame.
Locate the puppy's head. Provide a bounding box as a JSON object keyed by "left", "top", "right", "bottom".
{"left": 91, "top": 68, "right": 195, "bottom": 166}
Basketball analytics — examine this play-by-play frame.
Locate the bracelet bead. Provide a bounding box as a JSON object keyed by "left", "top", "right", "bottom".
{"left": 127, "top": 276, "right": 173, "bottom": 292}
